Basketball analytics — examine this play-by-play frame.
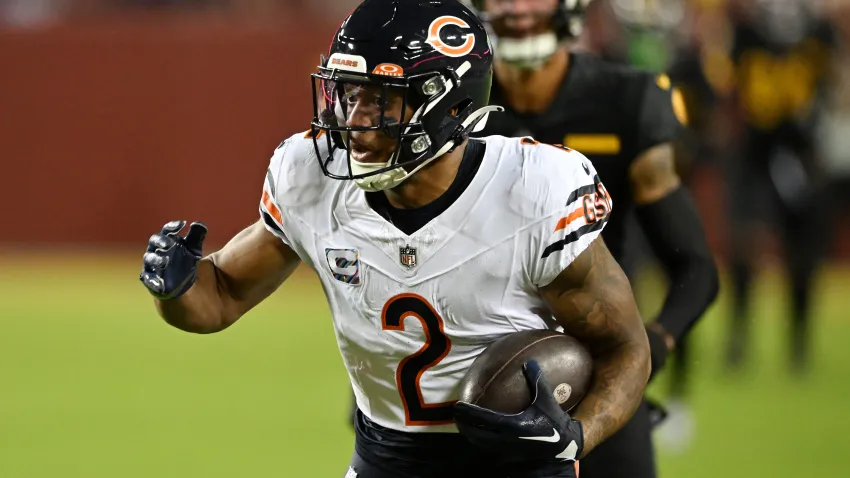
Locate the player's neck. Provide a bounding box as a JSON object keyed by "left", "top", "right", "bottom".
{"left": 494, "top": 47, "right": 570, "bottom": 115}
{"left": 383, "top": 139, "right": 468, "bottom": 210}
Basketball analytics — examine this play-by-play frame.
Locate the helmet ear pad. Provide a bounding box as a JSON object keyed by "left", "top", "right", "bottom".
{"left": 412, "top": 73, "right": 493, "bottom": 156}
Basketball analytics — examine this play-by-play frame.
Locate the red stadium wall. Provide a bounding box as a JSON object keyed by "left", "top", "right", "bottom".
{"left": 0, "top": 13, "right": 847, "bottom": 260}
{"left": 0, "top": 13, "right": 337, "bottom": 248}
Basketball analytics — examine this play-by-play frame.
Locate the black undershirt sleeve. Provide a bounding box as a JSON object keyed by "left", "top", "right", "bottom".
{"left": 635, "top": 186, "right": 720, "bottom": 379}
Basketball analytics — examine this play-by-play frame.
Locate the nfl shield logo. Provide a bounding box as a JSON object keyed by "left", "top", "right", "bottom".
{"left": 399, "top": 245, "right": 417, "bottom": 268}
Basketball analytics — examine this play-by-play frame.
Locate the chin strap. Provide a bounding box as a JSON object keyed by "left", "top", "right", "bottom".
{"left": 469, "top": 105, "right": 504, "bottom": 133}
{"left": 352, "top": 105, "right": 504, "bottom": 192}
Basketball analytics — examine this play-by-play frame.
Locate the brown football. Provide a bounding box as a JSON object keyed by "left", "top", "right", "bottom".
{"left": 458, "top": 330, "right": 593, "bottom": 413}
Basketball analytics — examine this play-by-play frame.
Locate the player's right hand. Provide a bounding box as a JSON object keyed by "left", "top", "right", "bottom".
{"left": 140, "top": 220, "right": 207, "bottom": 300}
{"left": 454, "top": 360, "right": 584, "bottom": 463}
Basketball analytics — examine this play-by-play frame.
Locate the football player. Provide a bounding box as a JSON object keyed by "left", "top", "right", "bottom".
{"left": 466, "top": 0, "right": 720, "bottom": 477}
{"left": 139, "top": 0, "right": 650, "bottom": 476}
{"left": 722, "top": 0, "right": 835, "bottom": 374}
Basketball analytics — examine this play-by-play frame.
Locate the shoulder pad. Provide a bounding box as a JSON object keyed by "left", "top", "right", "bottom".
{"left": 511, "top": 137, "right": 605, "bottom": 220}
{"left": 266, "top": 130, "right": 332, "bottom": 208}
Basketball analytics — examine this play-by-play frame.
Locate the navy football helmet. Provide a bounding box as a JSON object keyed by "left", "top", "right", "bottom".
{"left": 310, "top": 0, "right": 502, "bottom": 191}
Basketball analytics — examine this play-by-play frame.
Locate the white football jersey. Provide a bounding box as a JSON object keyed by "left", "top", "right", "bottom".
{"left": 259, "top": 132, "right": 612, "bottom": 433}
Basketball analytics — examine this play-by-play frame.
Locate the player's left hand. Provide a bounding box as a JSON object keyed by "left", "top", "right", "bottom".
{"left": 453, "top": 360, "right": 584, "bottom": 462}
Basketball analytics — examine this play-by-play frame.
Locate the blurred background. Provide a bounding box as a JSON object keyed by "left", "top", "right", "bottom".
{"left": 2, "top": 0, "right": 850, "bottom": 476}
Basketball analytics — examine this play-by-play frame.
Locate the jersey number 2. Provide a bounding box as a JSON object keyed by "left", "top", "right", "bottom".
{"left": 382, "top": 293, "right": 455, "bottom": 426}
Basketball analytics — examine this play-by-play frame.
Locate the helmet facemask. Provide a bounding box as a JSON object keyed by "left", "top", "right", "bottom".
{"left": 310, "top": 58, "right": 501, "bottom": 191}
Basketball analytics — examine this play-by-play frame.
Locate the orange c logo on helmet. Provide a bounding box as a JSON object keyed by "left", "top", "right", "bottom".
{"left": 426, "top": 16, "right": 476, "bottom": 58}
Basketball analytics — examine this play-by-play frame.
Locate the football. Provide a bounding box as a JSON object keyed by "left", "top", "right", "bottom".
{"left": 457, "top": 330, "right": 593, "bottom": 414}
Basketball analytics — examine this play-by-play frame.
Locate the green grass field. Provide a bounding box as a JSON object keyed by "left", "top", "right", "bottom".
{"left": 2, "top": 253, "right": 850, "bottom": 477}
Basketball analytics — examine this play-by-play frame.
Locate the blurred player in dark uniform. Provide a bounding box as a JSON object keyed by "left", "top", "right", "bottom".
{"left": 722, "top": 0, "right": 836, "bottom": 373}
{"left": 469, "top": 0, "right": 719, "bottom": 476}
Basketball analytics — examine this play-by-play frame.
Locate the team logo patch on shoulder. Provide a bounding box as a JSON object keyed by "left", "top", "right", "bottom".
{"left": 399, "top": 245, "right": 417, "bottom": 268}
{"left": 326, "top": 248, "right": 361, "bottom": 285}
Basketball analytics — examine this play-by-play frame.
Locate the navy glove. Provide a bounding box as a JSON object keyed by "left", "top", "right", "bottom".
{"left": 139, "top": 220, "right": 207, "bottom": 300}
{"left": 454, "top": 360, "right": 584, "bottom": 463}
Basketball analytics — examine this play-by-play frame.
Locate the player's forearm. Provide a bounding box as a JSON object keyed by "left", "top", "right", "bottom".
{"left": 646, "top": 252, "right": 719, "bottom": 378}
{"left": 154, "top": 258, "right": 233, "bottom": 334}
{"left": 652, "top": 252, "right": 719, "bottom": 342}
{"left": 635, "top": 187, "right": 720, "bottom": 378}
{"left": 541, "top": 238, "right": 652, "bottom": 456}
{"left": 572, "top": 338, "right": 650, "bottom": 456}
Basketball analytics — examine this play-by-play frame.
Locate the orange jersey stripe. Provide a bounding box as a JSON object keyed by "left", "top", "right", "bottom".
{"left": 262, "top": 189, "right": 283, "bottom": 225}
{"left": 554, "top": 208, "right": 585, "bottom": 232}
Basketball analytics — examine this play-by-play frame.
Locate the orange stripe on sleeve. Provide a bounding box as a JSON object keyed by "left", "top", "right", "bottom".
{"left": 262, "top": 189, "right": 284, "bottom": 225}
{"left": 554, "top": 208, "right": 585, "bottom": 232}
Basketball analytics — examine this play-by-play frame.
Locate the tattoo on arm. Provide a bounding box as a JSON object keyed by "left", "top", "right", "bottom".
{"left": 629, "top": 143, "right": 681, "bottom": 205}
{"left": 540, "top": 238, "right": 651, "bottom": 455}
